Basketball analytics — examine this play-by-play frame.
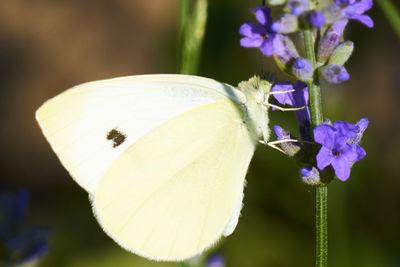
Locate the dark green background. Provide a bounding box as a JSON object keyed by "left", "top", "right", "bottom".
{"left": 0, "top": 0, "right": 398, "bottom": 266}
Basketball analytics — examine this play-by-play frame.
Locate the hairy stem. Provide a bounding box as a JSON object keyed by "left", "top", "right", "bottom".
{"left": 303, "top": 14, "right": 328, "bottom": 267}
{"left": 315, "top": 186, "right": 328, "bottom": 267}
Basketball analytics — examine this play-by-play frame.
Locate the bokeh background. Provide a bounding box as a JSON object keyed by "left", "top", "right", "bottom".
{"left": 0, "top": 0, "right": 399, "bottom": 266}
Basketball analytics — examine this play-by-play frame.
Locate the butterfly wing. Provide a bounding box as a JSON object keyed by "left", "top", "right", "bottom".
{"left": 92, "top": 101, "right": 257, "bottom": 261}
{"left": 36, "top": 74, "right": 244, "bottom": 193}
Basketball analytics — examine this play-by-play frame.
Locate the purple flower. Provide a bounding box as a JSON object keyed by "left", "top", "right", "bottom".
{"left": 301, "top": 165, "right": 321, "bottom": 185}
{"left": 308, "top": 11, "right": 326, "bottom": 28}
{"left": 342, "top": 0, "right": 374, "bottom": 27}
{"left": 0, "top": 190, "right": 49, "bottom": 265}
{"left": 314, "top": 121, "right": 367, "bottom": 181}
{"left": 207, "top": 254, "right": 225, "bottom": 267}
{"left": 272, "top": 81, "right": 311, "bottom": 140}
{"left": 325, "top": 0, "right": 374, "bottom": 28}
{"left": 319, "top": 64, "right": 350, "bottom": 83}
{"left": 287, "top": 0, "right": 309, "bottom": 16}
{"left": 292, "top": 58, "right": 313, "bottom": 81}
{"left": 239, "top": 7, "right": 284, "bottom": 56}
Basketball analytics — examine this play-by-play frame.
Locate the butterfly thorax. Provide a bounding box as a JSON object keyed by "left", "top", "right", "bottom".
{"left": 238, "top": 76, "right": 272, "bottom": 143}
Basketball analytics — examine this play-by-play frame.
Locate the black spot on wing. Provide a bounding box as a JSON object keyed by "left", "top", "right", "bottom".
{"left": 107, "top": 129, "right": 127, "bottom": 148}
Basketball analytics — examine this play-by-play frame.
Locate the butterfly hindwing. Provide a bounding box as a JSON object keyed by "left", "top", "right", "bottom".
{"left": 92, "top": 101, "right": 256, "bottom": 261}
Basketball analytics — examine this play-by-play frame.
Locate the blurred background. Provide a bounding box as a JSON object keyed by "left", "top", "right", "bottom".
{"left": 0, "top": 0, "right": 399, "bottom": 266}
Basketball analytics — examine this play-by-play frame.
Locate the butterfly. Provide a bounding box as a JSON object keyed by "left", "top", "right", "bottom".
{"left": 36, "top": 74, "right": 273, "bottom": 261}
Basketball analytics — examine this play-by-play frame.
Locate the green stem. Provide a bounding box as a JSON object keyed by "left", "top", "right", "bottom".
{"left": 303, "top": 8, "right": 328, "bottom": 267}
{"left": 179, "top": 0, "right": 208, "bottom": 75}
{"left": 376, "top": 0, "right": 400, "bottom": 41}
{"left": 315, "top": 186, "right": 328, "bottom": 267}
{"left": 303, "top": 29, "right": 323, "bottom": 127}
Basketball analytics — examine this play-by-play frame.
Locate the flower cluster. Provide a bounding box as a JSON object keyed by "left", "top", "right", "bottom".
{"left": 239, "top": 1, "right": 373, "bottom": 84}
{"left": 239, "top": 0, "right": 372, "bottom": 183}
{"left": 0, "top": 190, "right": 49, "bottom": 265}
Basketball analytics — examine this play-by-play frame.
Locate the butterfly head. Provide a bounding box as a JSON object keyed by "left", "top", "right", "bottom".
{"left": 238, "top": 76, "right": 272, "bottom": 143}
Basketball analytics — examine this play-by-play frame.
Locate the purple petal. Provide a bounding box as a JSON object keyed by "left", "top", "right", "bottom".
{"left": 316, "top": 146, "right": 334, "bottom": 170}
{"left": 346, "top": 143, "right": 366, "bottom": 161}
{"left": 240, "top": 36, "right": 264, "bottom": 48}
{"left": 331, "top": 156, "right": 351, "bottom": 181}
{"left": 340, "top": 143, "right": 359, "bottom": 161}
{"left": 239, "top": 23, "right": 267, "bottom": 37}
{"left": 272, "top": 82, "right": 296, "bottom": 106}
{"left": 314, "top": 124, "right": 337, "bottom": 149}
{"left": 260, "top": 37, "right": 274, "bottom": 56}
{"left": 251, "top": 7, "right": 272, "bottom": 26}
{"left": 333, "top": 121, "right": 358, "bottom": 138}
{"left": 295, "top": 81, "right": 309, "bottom": 103}
{"left": 351, "top": 14, "right": 374, "bottom": 27}
{"left": 352, "top": 0, "right": 373, "bottom": 13}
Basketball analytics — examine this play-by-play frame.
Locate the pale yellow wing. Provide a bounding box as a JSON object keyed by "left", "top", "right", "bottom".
{"left": 36, "top": 74, "right": 244, "bottom": 193}
{"left": 92, "top": 101, "right": 257, "bottom": 261}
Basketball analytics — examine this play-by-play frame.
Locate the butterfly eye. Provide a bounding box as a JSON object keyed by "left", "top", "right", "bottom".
{"left": 106, "top": 129, "right": 127, "bottom": 148}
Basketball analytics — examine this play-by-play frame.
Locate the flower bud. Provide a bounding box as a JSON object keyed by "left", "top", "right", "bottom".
{"left": 319, "top": 64, "right": 350, "bottom": 84}
{"left": 292, "top": 58, "right": 313, "bottom": 81}
{"left": 308, "top": 11, "right": 326, "bottom": 28}
{"left": 317, "top": 20, "right": 348, "bottom": 63}
{"left": 268, "top": 0, "right": 287, "bottom": 4}
{"left": 287, "top": 0, "right": 308, "bottom": 16}
{"left": 274, "top": 35, "right": 299, "bottom": 72}
{"left": 300, "top": 166, "right": 321, "bottom": 185}
{"left": 328, "top": 41, "right": 354, "bottom": 66}
{"left": 273, "top": 125, "right": 301, "bottom": 157}
{"left": 272, "top": 14, "right": 299, "bottom": 34}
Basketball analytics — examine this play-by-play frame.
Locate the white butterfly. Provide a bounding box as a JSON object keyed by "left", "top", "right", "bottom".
{"left": 36, "top": 74, "right": 272, "bottom": 261}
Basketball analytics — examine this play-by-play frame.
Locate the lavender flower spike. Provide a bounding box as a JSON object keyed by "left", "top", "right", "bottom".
{"left": 239, "top": 7, "right": 284, "bottom": 56}
{"left": 314, "top": 122, "right": 366, "bottom": 181}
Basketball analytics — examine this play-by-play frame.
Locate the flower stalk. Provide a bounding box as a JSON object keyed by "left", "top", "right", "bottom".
{"left": 303, "top": 6, "right": 328, "bottom": 266}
